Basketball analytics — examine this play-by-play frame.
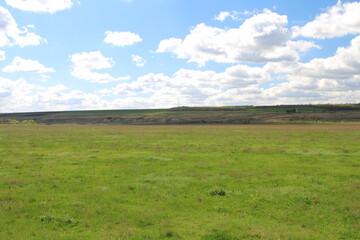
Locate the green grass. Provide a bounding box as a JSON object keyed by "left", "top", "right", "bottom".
{"left": 0, "top": 108, "right": 170, "bottom": 120}
{"left": 0, "top": 125, "right": 359, "bottom": 239}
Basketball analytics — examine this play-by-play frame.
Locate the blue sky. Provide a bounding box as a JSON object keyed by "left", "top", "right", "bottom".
{"left": 0, "top": 0, "right": 359, "bottom": 112}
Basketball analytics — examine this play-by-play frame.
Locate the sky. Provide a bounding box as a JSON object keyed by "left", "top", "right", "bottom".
{"left": 0, "top": 0, "right": 360, "bottom": 113}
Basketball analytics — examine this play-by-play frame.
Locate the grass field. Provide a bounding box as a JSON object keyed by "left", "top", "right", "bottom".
{"left": 0, "top": 125, "right": 359, "bottom": 239}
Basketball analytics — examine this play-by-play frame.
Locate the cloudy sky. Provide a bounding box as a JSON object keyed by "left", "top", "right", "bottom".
{"left": 0, "top": 0, "right": 360, "bottom": 112}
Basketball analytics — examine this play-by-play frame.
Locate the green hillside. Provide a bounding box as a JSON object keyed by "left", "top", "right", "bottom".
{"left": 1, "top": 104, "right": 360, "bottom": 125}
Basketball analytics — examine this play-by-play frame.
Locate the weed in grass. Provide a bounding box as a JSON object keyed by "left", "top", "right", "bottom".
{"left": 165, "top": 230, "right": 175, "bottom": 238}
{"left": 202, "top": 230, "right": 238, "bottom": 240}
{"left": 210, "top": 189, "right": 226, "bottom": 196}
{"left": 40, "top": 215, "right": 78, "bottom": 227}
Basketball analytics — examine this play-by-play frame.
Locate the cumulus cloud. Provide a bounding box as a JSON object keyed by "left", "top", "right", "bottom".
{"left": 0, "top": 76, "right": 162, "bottom": 112}
{"left": 261, "top": 35, "right": 360, "bottom": 101}
{"left": 99, "top": 32, "right": 360, "bottom": 108}
{"left": 267, "top": 35, "right": 360, "bottom": 88}
{"left": 0, "top": 50, "right": 5, "bottom": 60}
{"left": 214, "top": 11, "right": 231, "bottom": 21}
{"left": 2, "top": 38, "right": 359, "bottom": 112}
{"left": 299, "top": 39, "right": 360, "bottom": 79}
{"left": 100, "top": 64, "right": 270, "bottom": 107}
{"left": 0, "top": 6, "right": 45, "bottom": 47}
{"left": 156, "top": 38, "right": 182, "bottom": 53}
{"left": 292, "top": 35, "right": 360, "bottom": 91}
{"left": 2, "top": 57, "right": 55, "bottom": 73}
{"left": 217, "top": 65, "right": 270, "bottom": 88}
{"left": 104, "top": 31, "right": 142, "bottom": 47}
{"left": 0, "top": 77, "right": 112, "bottom": 112}
{"left": 0, "top": 78, "right": 32, "bottom": 112}
{"left": 157, "top": 9, "right": 317, "bottom": 66}
{"left": 5, "top": 0, "right": 73, "bottom": 14}
{"left": 103, "top": 68, "right": 359, "bottom": 108}
{"left": 294, "top": 1, "right": 360, "bottom": 38}
{"left": 34, "top": 86, "right": 107, "bottom": 111}
{"left": 214, "top": 10, "right": 260, "bottom": 22}
{"left": 70, "top": 51, "right": 130, "bottom": 83}
{"left": 38, "top": 74, "right": 51, "bottom": 82}
{"left": 131, "top": 54, "right": 146, "bottom": 67}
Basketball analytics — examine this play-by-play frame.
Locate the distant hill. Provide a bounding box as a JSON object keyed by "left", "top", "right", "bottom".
{"left": 1, "top": 104, "right": 360, "bottom": 125}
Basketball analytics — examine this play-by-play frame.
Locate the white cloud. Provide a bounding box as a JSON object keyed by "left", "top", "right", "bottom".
{"left": 2, "top": 40, "right": 360, "bottom": 112}
{"left": 2, "top": 57, "right": 55, "bottom": 73}
{"left": 264, "top": 61, "right": 300, "bottom": 75}
{"left": 214, "top": 11, "right": 243, "bottom": 21}
{"left": 104, "top": 31, "right": 142, "bottom": 47}
{"left": 0, "top": 77, "right": 112, "bottom": 112}
{"left": 262, "top": 35, "right": 360, "bottom": 100}
{"left": 70, "top": 51, "right": 130, "bottom": 83}
{"left": 39, "top": 74, "right": 51, "bottom": 82}
{"left": 156, "top": 38, "right": 182, "bottom": 53}
{"left": 0, "top": 6, "right": 45, "bottom": 47}
{"left": 100, "top": 32, "right": 360, "bottom": 108}
{"left": 275, "top": 35, "right": 360, "bottom": 85}
{"left": 0, "top": 50, "right": 5, "bottom": 60}
{"left": 294, "top": 1, "right": 360, "bottom": 38}
{"left": 0, "top": 76, "right": 162, "bottom": 112}
{"left": 157, "top": 10, "right": 317, "bottom": 66}
{"left": 0, "top": 77, "right": 32, "bottom": 99}
{"left": 293, "top": 35, "right": 360, "bottom": 91}
{"left": 131, "top": 54, "right": 146, "bottom": 67}
{"left": 5, "top": 0, "right": 73, "bottom": 14}
{"left": 34, "top": 87, "right": 107, "bottom": 111}
{"left": 287, "top": 40, "right": 320, "bottom": 53}
{"left": 217, "top": 65, "right": 270, "bottom": 88}
{"left": 214, "top": 11, "right": 231, "bottom": 21}
{"left": 102, "top": 64, "right": 270, "bottom": 107}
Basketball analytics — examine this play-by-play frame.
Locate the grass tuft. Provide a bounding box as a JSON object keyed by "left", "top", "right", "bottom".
{"left": 209, "top": 189, "right": 226, "bottom": 196}
{"left": 40, "top": 215, "right": 78, "bottom": 227}
{"left": 202, "top": 230, "right": 238, "bottom": 240}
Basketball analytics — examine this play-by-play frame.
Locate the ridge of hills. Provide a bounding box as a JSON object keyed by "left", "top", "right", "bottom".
{"left": 1, "top": 104, "right": 360, "bottom": 125}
